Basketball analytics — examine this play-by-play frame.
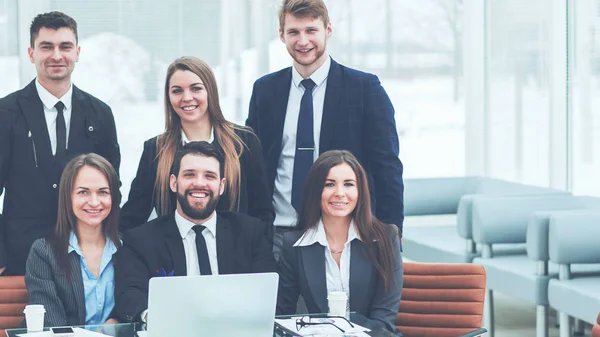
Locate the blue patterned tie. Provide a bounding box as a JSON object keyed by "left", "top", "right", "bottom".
{"left": 291, "top": 78, "right": 317, "bottom": 211}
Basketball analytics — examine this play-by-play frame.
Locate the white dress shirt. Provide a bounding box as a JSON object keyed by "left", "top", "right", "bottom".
{"left": 140, "top": 131, "right": 218, "bottom": 323}
{"left": 294, "top": 218, "right": 361, "bottom": 300}
{"left": 273, "top": 56, "right": 331, "bottom": 227}
{"left": 174, "top": 209, "right": 219, "bottom": 276}
{"left": 181, "top": 128, "right": 214, "bottom": 145}
{"left": 36, "top": 79, "right": 73, "bottom": 155}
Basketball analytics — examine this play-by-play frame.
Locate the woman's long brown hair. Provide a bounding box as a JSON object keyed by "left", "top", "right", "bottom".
{"left": 296, "top": 150, "right": 397, "bottom": 289}
{"left": 50, "top": 153, "right": 122, "bottom": 275}
{"left": 155, "top": 56, "right": 245, "bottom": 216}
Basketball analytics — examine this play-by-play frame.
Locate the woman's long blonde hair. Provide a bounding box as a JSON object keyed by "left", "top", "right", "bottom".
{"left": 155, "top": 56, "right": 245, "bottom": 216}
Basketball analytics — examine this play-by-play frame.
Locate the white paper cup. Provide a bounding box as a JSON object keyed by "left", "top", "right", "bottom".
{"left": 23, "top": 304, "right": 45, "bottom": 332}
{"left": 327, "top": 291, "right": 348, "bottom": 317}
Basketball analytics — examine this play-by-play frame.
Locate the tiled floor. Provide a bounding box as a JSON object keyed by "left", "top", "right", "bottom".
{"left": 492, "top": 292, "right": 559, "bottom": 337}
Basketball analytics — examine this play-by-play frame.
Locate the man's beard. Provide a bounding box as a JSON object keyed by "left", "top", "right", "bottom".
{"left": 177, "top": 189, "right": 220, "bottom": 220}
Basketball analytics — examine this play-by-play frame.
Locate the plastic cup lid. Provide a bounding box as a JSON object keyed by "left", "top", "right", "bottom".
{"left": 23, "top": 305, "right": 46, "bottom": 313}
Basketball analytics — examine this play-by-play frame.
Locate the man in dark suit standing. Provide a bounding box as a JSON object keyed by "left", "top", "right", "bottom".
{"left": 0, "top": 12, "right": 120, "bottom": 276}
{"left": 246, "top": 0, "right": 404, "bottom": 258}
{"left": 115, "top": 142, "right": 276, "bottom": 323}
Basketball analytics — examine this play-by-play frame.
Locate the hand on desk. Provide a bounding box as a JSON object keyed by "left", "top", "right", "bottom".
{"left": 104, "top": 318, "right": 119, "bottom": 325}
{"left": 0, "top": 267, "right": 5, "bottom": 275}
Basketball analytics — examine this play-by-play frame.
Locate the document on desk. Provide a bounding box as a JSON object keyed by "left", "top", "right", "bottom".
{"left": 17, "top": 328, "right": 112, "bottom": 337}
{"left": 16, "top": 332, "right": 51, "bottom": 337}
{"left": 274, "top": 317, "right": 370, "bottom": 336}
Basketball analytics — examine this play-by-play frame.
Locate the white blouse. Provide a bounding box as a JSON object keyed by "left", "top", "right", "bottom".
{"left": 294, "top": 219, "right": 361, "bottom": 301}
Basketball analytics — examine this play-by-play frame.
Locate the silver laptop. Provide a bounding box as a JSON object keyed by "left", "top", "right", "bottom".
{"left": 147, "top": 272, "right": 279, "bottom": 337}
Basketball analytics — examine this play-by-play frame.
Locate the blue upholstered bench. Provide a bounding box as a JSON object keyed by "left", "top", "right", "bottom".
{"left": 470, "top": 196, "right": 600, "bottom": 337}
{"left": 402, "top": 176, "right": 567, "bottom": 263}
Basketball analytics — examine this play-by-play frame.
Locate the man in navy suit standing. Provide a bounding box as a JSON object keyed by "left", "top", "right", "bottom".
{"left": 246, "top": 0, "right": 404, "bottom": 258}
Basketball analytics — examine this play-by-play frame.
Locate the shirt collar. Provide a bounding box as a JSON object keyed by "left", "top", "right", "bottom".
{"left": 291, "top": 54, "right": 331, "bottom": 90}
{"left": 181, "top": 127, "right": 215, "bottom": 146}
{"left": 35, "top": 78, "right": 73, "bottom": 111}
{"left": 67, "top": 231, "right": 118, "bottom": 256}
{"left": 293, "top": 218, "right": 361, "bottom": 247}
{"left": 174, "top": 209, "right": 218, "bottom": 239}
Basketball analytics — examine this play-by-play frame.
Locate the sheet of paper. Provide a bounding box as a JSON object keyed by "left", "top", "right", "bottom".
{"left": 72, "top": 328, "right": 113, "bottom": 336}
{"left": 136, "top": 331, "right": 147, "bottom": 337}
{"left": 275, "top": 316, "right": 370, "bottom": 336}
{"left": 17, "top": 332, "right": 52, "bottom": 337}
{"left": 17, "top": 328, "right": 113, "bottom": 337}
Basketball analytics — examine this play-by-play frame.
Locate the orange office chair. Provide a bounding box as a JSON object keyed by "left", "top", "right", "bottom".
{"left": 396, "top": 262, "right": 487, "bottom": 337}
{"left": 0, "top": 276, "right": 28, "bottom": 336}
{"left": 592, "top": 312, "right": 600, "bottom": 337}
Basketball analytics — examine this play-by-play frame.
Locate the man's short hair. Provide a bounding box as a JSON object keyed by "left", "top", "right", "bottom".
{"left": 278, "top": 0, "right": 330, "bottom": 30}
{"left": 170, "top": 141, "right": 225, "bottom": 179}
{"left": 30, "top": 11, "right": 78, "bottom": 47}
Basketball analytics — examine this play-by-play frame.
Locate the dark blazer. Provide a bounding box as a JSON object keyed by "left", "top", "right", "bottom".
{"left": 119, "top": 126, "right": 274, "bottom": 240}
{"left": 0, "top": 80, "right": 120, "bottom": 275}
{"left": 24, "top": 238, "right": 117, "bottom": 327}
{"left": 114, "top": 211, "right": 277, "bottom": 323}
{"left": 246, "top": 58, "right": 404, "bottom": 232}
{"left": 277, "top": 225, "right": 403, "bottom": 333}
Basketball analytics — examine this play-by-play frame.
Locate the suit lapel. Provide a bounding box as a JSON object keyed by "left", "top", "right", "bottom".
{"left": 267, "top": 69, "right": 292, "bottom": 169}
{"left": 319, "top": 59, "right": 343, "bottom": 154}
{"left": 163, "top": 215, "right": 187, "bottom": 276}
{"left": 216, "top": 214, "right": 234, "bottom": 274}
{"left": 301, "top": 244, "right": 328, "bottom": 313}
{"left": 19, "top": 80, "right": 55, "bottom": 184}
{"left": 350, "top": 240, "right": 374, "bottom": 313}
{"left": 67, "top": 86, "right": 86, "bottom": 155}
{"left": 69, "top": 253, "right": 86, "bottom": 324}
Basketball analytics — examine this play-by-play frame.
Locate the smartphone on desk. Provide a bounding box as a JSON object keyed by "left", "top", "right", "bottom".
{"left": 50, "top": 326, "right": 75, "bottom": 336}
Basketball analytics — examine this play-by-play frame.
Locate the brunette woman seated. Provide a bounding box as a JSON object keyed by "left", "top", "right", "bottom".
{"left": 25, "top": 154, "right": 121, "bottom": 327}
{"left": 276, "top": 150, "right": 403, "bottom": 333}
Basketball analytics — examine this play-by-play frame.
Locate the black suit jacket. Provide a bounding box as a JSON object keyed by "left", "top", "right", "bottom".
{"left": 114, "top": 211, "right": 277, "bottom": 323}
{"left": 246, "top": 58, "right": 404, "bottom": 231}
{"left": 0, "top": 80, "right": 120, "bottom": 275}
{"left": 119, "top": 126, "right": 274, "bottom": 241}
{"left": 277, "top": 225, "right": 403, "bottom": 333}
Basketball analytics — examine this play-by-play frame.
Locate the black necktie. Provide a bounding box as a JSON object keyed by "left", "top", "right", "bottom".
{"left": 291, "top": 78, "right": 317, "bottom": 211}
{"left": 192, "top": 225, "right": 212, "bottom": 275}
{"left": 54, "top": 101, "right": 66, "bottom": 164}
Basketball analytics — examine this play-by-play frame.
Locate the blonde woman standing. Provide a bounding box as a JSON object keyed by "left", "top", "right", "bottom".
{"left": 120, "top": 57, "right": 274, "bottom": 241}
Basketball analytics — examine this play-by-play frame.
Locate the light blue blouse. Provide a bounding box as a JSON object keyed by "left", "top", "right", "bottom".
{"left": 68, "top": 231, "right": 117, "bottom": 325}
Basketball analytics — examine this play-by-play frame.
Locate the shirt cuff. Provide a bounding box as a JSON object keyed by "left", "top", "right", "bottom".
{"left": 140, "top": 309, "right": 148, "bottom": 323}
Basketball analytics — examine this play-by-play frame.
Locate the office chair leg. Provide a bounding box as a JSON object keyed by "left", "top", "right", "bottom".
{"left": 536, "top": 305, "right": 548, "bottom": 337}
{"left": 559, "top": 312, "right": 571, "bottom": 337}
{"left": 483, "top": 288, "right": 495, "bottom": 337}
{"left": 573, "top": 318, "right": 584, "bottom": 336}
{"left": 551, "top": 308, "right": 559, "bottom": 328}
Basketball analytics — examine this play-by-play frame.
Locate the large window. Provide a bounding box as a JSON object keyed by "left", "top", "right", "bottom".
{"left": 570, "top": 0, "right": 600, "bottom": 196}
{"left": 485, "top": 0, "right": 552, "bottom": 187}
{"left": 0, "top": 0, "right": 18, "bottom": 98}
{"left": 325, "top": 0, "right": 466, "bottom": 178}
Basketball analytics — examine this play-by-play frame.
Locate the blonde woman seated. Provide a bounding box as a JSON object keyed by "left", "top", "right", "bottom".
{"left": 25, "top": 154, "right": 121, "bottom": 327}
{"left": 277, "top": 150, "right": 403, "bottom": 333}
